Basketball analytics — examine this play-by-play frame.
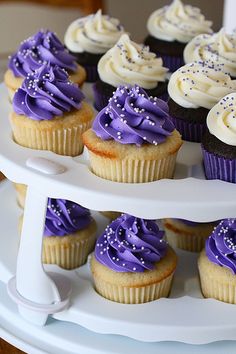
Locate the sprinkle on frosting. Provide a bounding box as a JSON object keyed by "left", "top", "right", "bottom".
{"left": 207, "top": 93, "right": 236, "bottom": 146}
{"left": 13, "top": 63, "right": 85, "bottom": 121}
{"left": 168, "top": 61, "right": 236, "bottom": 109}
{"left": 206, "top": 219, "right": 236, "bottom": 274}
{"left": 45, "top": 198, "right": 91, "bottom": 236}
{"left": 92, "top": 85, "right": 175, "bottom": 146}
{"left": 147, "top": 0, "right": 212, "bottom": 43}
{"left": 184, "top": 29, "right": 236, "bottom": 78}
{"left": 9, "top": 30, "right": 77, "bottom": 78}
{"left": 64, "top": 9, "right": 125, "bottom": 54}
{"left": 98, "top": 34, "right": 168, "bottom": 89}
{"left": 95, "top": 213, "right": 167, "bottom": 273}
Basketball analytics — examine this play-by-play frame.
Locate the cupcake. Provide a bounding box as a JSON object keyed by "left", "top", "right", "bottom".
{"left": 202, "top": 92, "right": 236, "bottom": 183}
{"left": 64, "top": 9, "right": 125, "bottom": 82}
{"left": 184, "top": 29, "right": 236, "bottom": 79}
{"left": 198, "top": 219, "right": 236, "bottom": 303}
{"left": 144, "top": 0, "right": 212, "bottom": 72}
{"left": 163, "top": 218, "right": 215, "bottom": 252}
{"left": 91, "top": 213, "right": 177, "bottom": 304}
{"left": 100, "top": 211, "right": 121, "bottom": 221}
{"left": 10, "top": 63, "right": 94, "bottom": 156}
{"left": 13, "top": 183, "right": 27, "bottom": 208}
{"left": 83, "top": 85, "right": 182, "bottom": 183}
{"left": 20, "top": 199, "right": 97, "bottom": 269}
{"left": 4, "top": 29, "right": 86, "bottom": 101}
{"left": 93, "top": 34, "right": 168, "bottom": 111}
{"left": 168, "top": 61, "right": 236, "bottom": 142}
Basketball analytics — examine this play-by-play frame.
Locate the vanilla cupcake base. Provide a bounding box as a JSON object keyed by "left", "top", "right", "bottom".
{"left": 4, "top": 65, "right": 86, "bottom": 102}
{"left": 83, "top": 129, "right": 182, "bottom": 183}
{"left": 19, "top": 216, "right": 97, "bottom": 269}
{"left": 163, "top": 219, "right": 214, "bottom": 252}
{"left": 99, "top": 211, "right": 121, "bottom": 220}
{"left": 198, "top": 250, "right": 236, "bottom": 304}
{"left": 91, "top": 247, "right": 177, "bottom": 304}
{"left": 10, "top": 102, "right": 94, "bottom": 156}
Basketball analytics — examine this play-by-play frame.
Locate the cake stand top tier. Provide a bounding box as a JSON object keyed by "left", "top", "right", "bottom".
{"left": 0, "top": 83, "right": 235, "bottom": 222}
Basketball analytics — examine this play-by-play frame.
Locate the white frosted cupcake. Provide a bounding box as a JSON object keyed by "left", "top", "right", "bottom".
{"left": 93, "top": 33, "right": 168, "bottom": 111}
{"left": 168, "top": 61, "right": 236, "bottom": 142}
{"left": 144, "top": 0, "right": 212, "bottom": 72}
{"left": 64, "top": 9, "right": 125, "bottom": 82}
{"left": 184, "top": 29, "right": 236, "bottom": 79}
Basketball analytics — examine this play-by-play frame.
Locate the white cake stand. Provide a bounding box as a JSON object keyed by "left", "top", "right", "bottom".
{"left": 1, "top": 83, "right": 236, "bottom": 345}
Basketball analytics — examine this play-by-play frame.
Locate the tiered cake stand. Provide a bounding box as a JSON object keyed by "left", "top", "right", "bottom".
{"left": 1, "top": 81, "right": 236, "bottom": 353}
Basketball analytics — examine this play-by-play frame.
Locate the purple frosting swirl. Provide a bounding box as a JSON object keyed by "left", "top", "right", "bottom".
{"left": 92, "top": 85, "right": 175, "bottom": 147}
{"left": 95, "top": 214, "right": 167, "bottom": 272}
{"left": 13, "top": 63, "right": 84, "bottom": 120}
{"left": 9, "top": 30, "right": 77, "bottom": 78}
{"left": 45, "top": 198, "right": 91, "bottom": 236}
{"left": 206, "top": 219, "right": 236, "bottom": 274}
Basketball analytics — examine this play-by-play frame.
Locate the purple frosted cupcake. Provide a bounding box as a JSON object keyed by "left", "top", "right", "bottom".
{"left": 168, "top": 61, "right": 236, "bottom": 142}
{"left": 198, "top": 219, "right": 236, "bottom": 303}
{"left": 93, "top": 34, "right": 169, "bottom": 111}
{"left": 19, "top": 199, "right": 97, "bottom": 269}
{"left": 144, "top": 0, "right": 212, "bottom": 72}
{"left": 4, "top": 29, "right": 86, "bottom": 101}
{"left": 163, "top": 218, "right": 215, "bottom": 252}
{"left": 90, "top": 213, "right": 177, "bottom": 303}
{"left": 202, "top": 92, "right": 236, "bottom": 183}
{"left": 64, "top": 10, "right": 125, "bottom": 82}
{"left": 83, "top": 85, "right": 182, "bottom": 183}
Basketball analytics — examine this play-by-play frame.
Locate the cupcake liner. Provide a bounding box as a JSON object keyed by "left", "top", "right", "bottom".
{"left": 93, "top": 272, "right": 173, "bottom": 304}
{"left": 165, "top": 228, "right": 208, "bottom": 252}
{"left": 43, "top": 232, "right": 96, "bottom": 269}
{"left": 10, "top": 116, "right": 92, "bottom": 157}
{"left": 84, "top": 65, "right": 99, "bottom": 83}
{"left": 156, "top": 53, "right": 184, "bottom": 72}
{"left": 202, "top": 147, "right": 236, "bottom": 183}
{"left": 88, "top": 152, "right": 178, "bottom": 183}
{"left": 171, "top": 115, "right": 206, "bottom": 142}
{"left": 13, "top": 183, "right": 27, "bottom": 209}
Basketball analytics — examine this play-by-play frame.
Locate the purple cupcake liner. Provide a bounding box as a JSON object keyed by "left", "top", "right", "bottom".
{"left": 83, "top": 65, "right": 99, "bottom": 83}
{"left": 202, "top": 147, "right": 236, "bottom": 183}
{"left": 156, "top": 53, "right": 184, "bottom": 72}
{"left": 171, "top": 115, "right": 206, "bottom": 142}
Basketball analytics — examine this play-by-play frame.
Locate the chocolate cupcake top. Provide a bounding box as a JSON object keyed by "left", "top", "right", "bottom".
{"left": 147, "top": 0, "right": 212, "bottom": 44}
{"left": 13, "top": 63, "right": 84, "bottom": 121}
{"left": 64, "top": 10, "right": 125, "bottom": 54}
{"left": 45, "top": 198, "right": 91, "bottom": 236}
{"left": 95, "top": 213, "right": 167, "bottom": 273}
{"left": 206, "top": 219, "right": 236, "bottom": 274}
{"left": 207, "top": 93, "right": 236, "bottom": 146}
{"left": 9, "top": 29, "right": 77, "bottom": 78}
{"left": 98, "top": 34, "right": 168, "bottom": 89}
{"left": 92, "top": 85, "right": 175, "bottom": 146}
{"left": 168, "top": 61, "right": 236, "bottom": 109}
{"left": 184, "top": 29, "right": 236, "bottom": 78}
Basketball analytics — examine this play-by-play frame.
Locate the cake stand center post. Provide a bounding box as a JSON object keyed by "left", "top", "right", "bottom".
{"left": 15, "top": 186, "right": 61, "bottom": 325}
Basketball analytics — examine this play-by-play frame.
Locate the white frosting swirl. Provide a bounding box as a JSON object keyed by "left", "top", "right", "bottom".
{"left": 184, "top": 29, "right": 236, "bottom": 78}
{"left": 168, "top": 61, "right": 236, "bottom": 109}
{"left": 64, "top": 9, "right": 125, "bottom": 54}
{"left": 98, "top": 34, "right": 168, "bottom": 89}
{"left": 207, "top": 93, "right": 236, "bottom": 146}
{"left": 147, "top": 0, "right": 212, "bottom": 44}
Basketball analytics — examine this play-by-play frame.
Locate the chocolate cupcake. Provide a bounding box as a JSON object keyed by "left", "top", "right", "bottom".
{"left": 91, "top": 213, "right": 177, "bottom": 304}
{"left": 184, "top": 29, "right": 236, "bottom": 79}
{"left": 93, "top": 34, "right": 169, "bottom": 111}
{"left": 144, "top": 0, "right": 212, "bottom": 72}
{"left": 168, "top": 61, "right": 236, "bottom": 142}
{"left": 198, "top": 219, "right": 236, "bottom": 304}
{"left": 64, "top": 10, "right": 125, "bottom": 82}
{"left": 4, "top": 29, "right": 85, "bottom": 101}
{"left": 202, "top": 93, "right": 236, "bottom": 183}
